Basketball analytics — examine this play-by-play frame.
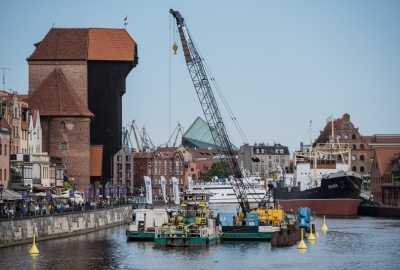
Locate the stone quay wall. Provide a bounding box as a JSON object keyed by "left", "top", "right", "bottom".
{"left": 0, "top": 205, "right": 132, "bottom": 248}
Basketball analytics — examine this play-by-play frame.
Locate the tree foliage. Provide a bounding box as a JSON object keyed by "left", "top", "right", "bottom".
{"left": 63, "top": 181, "right": 74, "bottom": 190}
{"left": 204, "top": 161, "right": 231, "bottom": 182}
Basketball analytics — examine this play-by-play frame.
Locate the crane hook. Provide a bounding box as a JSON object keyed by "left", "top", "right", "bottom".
{"left": 172, "top": 43, "right": 178, "bottom": 54}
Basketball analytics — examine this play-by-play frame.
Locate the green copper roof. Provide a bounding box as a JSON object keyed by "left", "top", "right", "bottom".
{"left": 183, "top": 117, "right": 238, "bottom": 151}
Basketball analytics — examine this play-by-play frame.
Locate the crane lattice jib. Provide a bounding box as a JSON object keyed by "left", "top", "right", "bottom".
{"left": 170, "top": 9, "right": 250, "bottom": 213}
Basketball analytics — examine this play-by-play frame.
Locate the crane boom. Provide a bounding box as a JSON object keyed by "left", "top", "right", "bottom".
{"left": 170, "top": 9, "right": 251, "bottom": 214}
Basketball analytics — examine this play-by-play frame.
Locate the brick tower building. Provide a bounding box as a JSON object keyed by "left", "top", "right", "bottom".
{"left": 314, "top": 113, "right": 372, "bottom": 176}
{"left": 27, "top": 28, "right": 138, "bottom": 192}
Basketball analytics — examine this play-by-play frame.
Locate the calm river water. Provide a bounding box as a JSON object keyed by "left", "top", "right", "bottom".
{"left": 1, "top": 204, "right": 400, "bottom": 270}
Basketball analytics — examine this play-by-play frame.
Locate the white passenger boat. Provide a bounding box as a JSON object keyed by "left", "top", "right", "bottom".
{"left": 192, "top": 175, "right": 268, "bottom": 203}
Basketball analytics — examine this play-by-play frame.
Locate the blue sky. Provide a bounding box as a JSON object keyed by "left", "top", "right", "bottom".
{"left": 1, "top": 1, "right": 399, "bottom": 154}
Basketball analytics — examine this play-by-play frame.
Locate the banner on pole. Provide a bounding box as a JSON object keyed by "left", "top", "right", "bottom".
{"left": 172, "top": 177, "right": 180, "bottom": 205}
{"left": 160, "top": 176, "right": 168, "bottom": 203}
{"left": 144, "top": 176, "right": 153, "bottom": 204}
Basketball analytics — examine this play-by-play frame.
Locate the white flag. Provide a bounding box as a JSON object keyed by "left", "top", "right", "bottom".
{"left": 188, "top": 176, "right": 193, "bottom": 192}
{"left": 172, "top": 177, "right": 180, "bottom": 205}
{"left": 144, "top": 176, "right": 152, "bottom": 204}
{"left": 160, "top": 176, "right": 168, "bottom": 203}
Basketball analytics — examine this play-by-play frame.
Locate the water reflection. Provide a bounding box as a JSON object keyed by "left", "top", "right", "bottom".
{"left": 1, "top": 215, "right": 400, "bottom": 269}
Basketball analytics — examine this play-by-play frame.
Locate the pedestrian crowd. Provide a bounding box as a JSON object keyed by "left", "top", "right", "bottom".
{"left": 0, "top": 198, "right": 130, "bottom": 219}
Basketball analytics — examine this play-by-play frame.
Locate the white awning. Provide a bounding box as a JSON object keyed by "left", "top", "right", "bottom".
{"left": 1, "top": 189, "right": 22, "bottom": 201}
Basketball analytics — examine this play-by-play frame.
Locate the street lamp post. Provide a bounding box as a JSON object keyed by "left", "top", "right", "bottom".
{"left": 89, "top": 183, "right": 92, "bottom": 201}
{"left": 0, "top": 183, "right": 4, "bottom": 200}
{"left": 99, "top": 184, "right": 103, "bottom": 205}
{"left": 117, "top": 185, "right": 120, "bottom": 205}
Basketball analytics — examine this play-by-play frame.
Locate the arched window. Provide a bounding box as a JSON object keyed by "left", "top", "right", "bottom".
{"left": 360, "top": 166, "right": 365, "bottom": 172}
{"left": 344, "top": 155, "right": 349, "bottom": 161}
{"left": 360, "top": 155, "right": 365, "bottom": 161}
{"left": 344, "top": 134, "right": 349, "bottom": 140}
{"left": 337, "top": 155, "right": 342, "bottom": 161}
{"left": 352, "top": 144, "right": 356, "bottom": 150}
{"left": 344, "top": 124, "right": 349, "bottom": 129}
{"left": 60, "top": 121, "right": 65, "bottom": 130}
{"left": 352, "top": 166, "right": 357, "bottom": 172}
{"left": 352, "top": 155, "right": 356, "bottom": 161}
{"left": 337, "top": 134, "right": 342, "bottom": 140}
{"left": 360, "top": 144, "right": 364, "bottom": 150}
{"left": 352, "top": 134, "right": 356, "bottom": 139}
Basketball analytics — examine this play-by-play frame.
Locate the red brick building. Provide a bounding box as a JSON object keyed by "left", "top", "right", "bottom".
{"left": 0, "top": 114, "right": 11, "bottom": 187}
{"left": 184, "top": 160, "right": 217, "bottom": 184}
{"left": 314, "top": 113, "right": 372, "bottom": 175}
{"left": 134, "top": 148, "right": 184, "bottom": 196}
{"left": 369, "top": 135, "right": 400, "bottom": 205}
{"left": 26, "top": 28, "right": 138, "bottom": 193}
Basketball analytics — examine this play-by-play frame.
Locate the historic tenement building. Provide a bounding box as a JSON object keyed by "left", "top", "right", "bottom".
{"left": 369, "top": 135, "right": 400, "bottom": 205}
{"left": 238, "top": 142, "right": 291, "bottom": 178}
{"left": 133, "top": 148, "right": 184, "bottom": 196}
{"left": 314, "top": 113, "right": 372, "bottom": 176}
{"left": 0, "top": 91, "right": 29, "bottom": 155}
{"left": 27, "top": 28, "right": 138, "bottom": 192}
{"left": 0, "top": 114, "right": 11, "bottom": 187}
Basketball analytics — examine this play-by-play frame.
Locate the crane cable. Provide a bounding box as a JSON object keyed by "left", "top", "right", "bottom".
{"left": 186, "top": 26, "right": 249, "bottom": 147}
{"left": 184, "top": 26, "right": 266, "bottom": 203}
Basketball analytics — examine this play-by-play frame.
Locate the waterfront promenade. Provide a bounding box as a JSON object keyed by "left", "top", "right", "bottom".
{"left": 0, "top": 201, "right": 132, "bottom": 248}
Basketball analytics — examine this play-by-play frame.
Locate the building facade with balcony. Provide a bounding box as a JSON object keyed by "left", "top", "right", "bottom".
{"left": 112, "top": 145, "right": 134, "bottom": 195}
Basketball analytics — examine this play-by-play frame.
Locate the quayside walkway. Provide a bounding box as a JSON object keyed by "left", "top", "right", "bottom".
{"left": 0, "top": 203, "right": 133, "bottom": 248}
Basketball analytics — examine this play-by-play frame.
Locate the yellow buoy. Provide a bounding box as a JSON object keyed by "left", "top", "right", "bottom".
{"left": 297, "top": 229, "right": 307, "bottom": 249}
{"left": 321, "top": 215, "right": 328, "bottom": 231}
{"left": 308, "top": 239, "right": 315, "bottom": 246}
{"left": 307, "top": 221, "right": 315, "bottom": 240}
{"left": 29, "top": 233, "right": 39, "bottom": 255}
{"left": 315, "top": 231, "right": 320, "bottom": 237}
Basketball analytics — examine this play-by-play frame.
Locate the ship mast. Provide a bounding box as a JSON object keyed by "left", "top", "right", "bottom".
{"left": 310, "top": 120, "right": 317, "bottom": 185}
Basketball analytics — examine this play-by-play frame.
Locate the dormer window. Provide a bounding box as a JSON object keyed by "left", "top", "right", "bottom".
{"left": 344, "top": 124, "right": 349, "bottom": 129}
